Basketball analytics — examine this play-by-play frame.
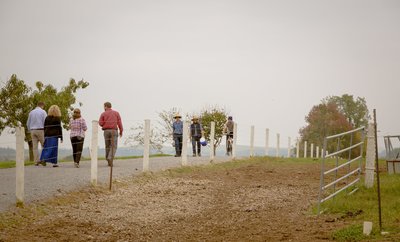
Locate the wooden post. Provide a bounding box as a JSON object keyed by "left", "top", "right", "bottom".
{"left": 210, "top": 122, "right": 215, "bottom": 162}
{"left": 316, "top": 146, "right": 320, "bottom": 158}
{"left": 91, "top": 120, "right": 98, "bottom": 186}
{"left": 287, "top": 137, "right": 291, "bottom": 158}
{"left": 276, "top": 133, "right": 280, "bottom": 157}
{"left": 311, "top": 143, "right": 314, "bottom": 158}
{"left": 304, "top": 141, "right": 307, "bottom": 158}
{"left": 16, "top": 127, "right": 25, "bottom": 207}
{"left": 365, "top": 123, "right": 375, "bottom": 188}
{"left": 265, "top": 128, "right": 269, "bottom": 156}
{"left": 143, "top": 119, "right": 150, "bottom": 171}
{"left": 181, "top": 121, "right": 189, "bottom": 166}
{"left": 232, "top": 122, "right": 237, "bottom": 160}
{"left": 250, "top": 125, "right": 255, "bottom": 157}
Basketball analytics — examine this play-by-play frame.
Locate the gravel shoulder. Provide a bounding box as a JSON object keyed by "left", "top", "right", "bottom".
{"left": 0, "top": 156, "right": 230, "bottom": 212}
{"left": 0, "top": 157, "right": 349, "bottom": 241}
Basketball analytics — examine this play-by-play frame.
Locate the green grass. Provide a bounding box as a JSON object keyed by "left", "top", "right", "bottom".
{"left": 320, "top": 173, "right": 400, "bottom": 241}
{"left": 0, "top": 153, "right": 172, "bottom": 169}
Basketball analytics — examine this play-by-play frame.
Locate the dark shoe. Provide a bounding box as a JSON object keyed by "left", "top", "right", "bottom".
{"left": 192, "top": 154, "right": 196, "bottom": 157}
{"left": 198, "top": 154, "right": 201, "bottom": 157}
{"left": 53, "top": 164, "right": 59, "bottom": 167}
{"left": 35, "top": 162, "right": 39, "bottom": 166}
{"left": 40, "top": 161, "right": 47, "bottom": 166}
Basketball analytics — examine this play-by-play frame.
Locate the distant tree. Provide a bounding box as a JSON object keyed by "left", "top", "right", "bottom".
{"left": 200, "top": 106, "right": 229, "bottom": 155}
{"left": 299, "top": 102, "right": 353, "bottom": 156}
{"left": 157, "top": 107, "right": 181, "bottom": 147}
{"left": 124, "top": 107, "right": 181, "bottom": 153}
{"left": 0, "top": 74, "right": 89, "bottom": 161}
{"left": 323, "top": 94, "right": 369, "bottom": 128}
{"left": 124, "top": 122, "right": 165, "bottom": 153}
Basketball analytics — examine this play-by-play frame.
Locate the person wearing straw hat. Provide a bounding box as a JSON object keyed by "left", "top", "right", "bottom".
{"left": 172, "top": 113, "right": 183, "bottom": 157}
{"left": 190, "top": 115, "right": 204, "bottom": 157}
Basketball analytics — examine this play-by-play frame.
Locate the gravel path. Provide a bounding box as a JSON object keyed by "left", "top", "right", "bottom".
{"left": 0, "top": 156, "right": 232, "bottom": 212}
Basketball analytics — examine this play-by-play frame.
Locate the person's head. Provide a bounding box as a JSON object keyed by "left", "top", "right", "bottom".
{"left": 72, "top": 108, "right": 81, "bottom": 120}
{"left": 228, "top": 116, "right": 233, "bottom": 121}
{"left": 174, "top": 113, "right": 182, "bottom": 120}
{"left": 48, "top": 105, "right": 61, "bottom": 117}
{"left": 104, "top": 102, "right": 112, "bottom": 111}
{"left": 37, "top": 101, "right": 45, "bottom": 108}
{"left": 192, "top": 115, "right": 199, "bottom": 123}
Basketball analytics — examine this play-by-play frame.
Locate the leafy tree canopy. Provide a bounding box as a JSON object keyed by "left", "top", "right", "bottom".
{"left": 0, "top": 74, "right": 89, "bottom": 160}
{"left": 323, "top": 94, "right": 369, "bottom": 128}
{"left": 200, "top": 106, "right": 229, "bottom": 153}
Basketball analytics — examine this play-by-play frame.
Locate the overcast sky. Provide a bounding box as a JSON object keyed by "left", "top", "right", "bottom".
{"left": 1, "top": 0, "right": 399, "bottom": 150}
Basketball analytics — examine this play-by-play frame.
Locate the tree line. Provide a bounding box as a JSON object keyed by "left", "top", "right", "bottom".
{"left": 1, "top": 74, "right": 370, "bottom": 159}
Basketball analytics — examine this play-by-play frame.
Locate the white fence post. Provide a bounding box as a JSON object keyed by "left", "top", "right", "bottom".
{"left": 181, "top": 121, "right": 189, "bottom": 166}
{"left": 276, "top": 133, "right": 280, "bottom": 157}
{"left": 296, "top": 140, "right": 300, "bottom": 158}
{"left": 16, "top": 127, "right": 25, "bottom": 206}
{"left": 316, "top": 146, "right": 320, "bottom": 158}
{"left": 91, "top": 120, "right": 99, "bottom": 186}
{"left": 210, "top": 122, "right": 215, "bottom": 161}
{"left": 304, "top": 141, "right": 307, "bottom": 158}
{"left": 265, "top": 128, "right": 269, "bottom": 156}
{"left": 143, "top": 119, "right": 150, "bottom": 171}
{"left": 365, "top": 123, "right": 375, "bottom": 188}
{"left": 287, "top": 137, "right": 291, "bottom": 158}
{"left": 250, "top": 125, "right": 255, "bottom": 157}
{"left": 311, "top": 143, "right": 314, "bottom": 158}
{"left": 232, "top": 122, "right": 237, "bottom": 159}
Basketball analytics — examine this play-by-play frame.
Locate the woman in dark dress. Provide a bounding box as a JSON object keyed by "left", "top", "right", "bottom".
{"left": 40, "top": 105, "right": 63, "bottom": 167}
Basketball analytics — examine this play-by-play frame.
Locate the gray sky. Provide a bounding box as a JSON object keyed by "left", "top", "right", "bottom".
{"left": 1, "top": 0, "right": 399, "bottom": 149}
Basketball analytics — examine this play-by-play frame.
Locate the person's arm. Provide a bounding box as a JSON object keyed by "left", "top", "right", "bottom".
{"left": 117, "top": 112, "right": 123, "bottom": 136}
{"left": 82, "top": 119, "right": 88, "bottom": 131}
{"left": 99, "top": 113, "right": 104, "bottom": 127}
{"left": 58, "top": 119, "right": 63, "bottom": 142}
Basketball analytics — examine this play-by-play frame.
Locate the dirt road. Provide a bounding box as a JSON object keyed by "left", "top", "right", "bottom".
{"left": 0, "top": 158, "right": 347, "bottom": 241}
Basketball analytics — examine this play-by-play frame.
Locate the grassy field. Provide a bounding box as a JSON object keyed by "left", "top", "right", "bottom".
{"left": 322, "top": 172, "right": 400, "bottom": 241}
{"left": 0, "top": 153, "right": 171, "bottom": 169}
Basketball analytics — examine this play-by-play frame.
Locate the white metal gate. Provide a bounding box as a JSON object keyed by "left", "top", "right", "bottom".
{"left": 317, "top": 126, "right": 366, "bottom": 214}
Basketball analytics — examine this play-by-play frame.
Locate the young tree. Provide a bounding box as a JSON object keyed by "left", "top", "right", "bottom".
{"left": 124, "top": 107, "right": 181, "bottom": 153}
{"left": 299, "top": 102, "right": 353, "bottom": 156}
{"left": 124, "top": 123, "right": 165, "bottom": 153}
{"left": 157, "top": 107, "right": 181, "bottom": 147}
{"left": 0, "top": 74, "right": 89, "bottom": 160}
{"left": 200, "top": 106, "right": 229, "bottom": 155}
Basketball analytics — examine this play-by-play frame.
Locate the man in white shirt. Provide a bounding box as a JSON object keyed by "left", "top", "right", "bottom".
{"left": 27, "top": 101, "right": 47, "bottom": 165}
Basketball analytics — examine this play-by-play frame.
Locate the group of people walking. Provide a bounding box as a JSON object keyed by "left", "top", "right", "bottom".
{"left": 28, "top": 101, "right": 236, "bottom": 166}
{"left": 172, "top": 114, "right": 205, "bottom": 157}
{"left": 172, "top": 114, "right": 234, "bottom": 157}
{"left": 27, "top": 102, "right": 87, "bottom": 167}
{"left": 28, "top": 101, "right": 123, "bottom": 168}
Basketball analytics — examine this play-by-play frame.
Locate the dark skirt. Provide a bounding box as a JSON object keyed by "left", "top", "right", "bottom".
{"left": 40, "top": 137, "right": 59, "bottom": 164}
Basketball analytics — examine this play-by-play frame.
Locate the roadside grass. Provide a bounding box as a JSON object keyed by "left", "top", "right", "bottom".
{"left": 0, "top": 153, "right": 172, "bottom": 169}
{"left": 318, "top": 173, "right": 400, "bottom": 241}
